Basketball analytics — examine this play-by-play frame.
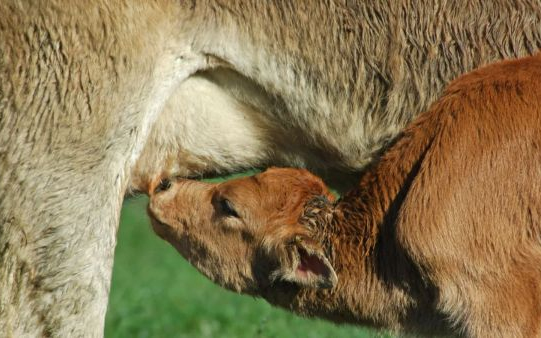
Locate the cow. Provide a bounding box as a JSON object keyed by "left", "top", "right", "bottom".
{"left": 1, "top": 1, "right": 541, "bottom": 335}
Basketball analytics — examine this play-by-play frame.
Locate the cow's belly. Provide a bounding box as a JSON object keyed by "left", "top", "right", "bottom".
{"left": 131, "top": 70, "right": 390, "bottom": 192}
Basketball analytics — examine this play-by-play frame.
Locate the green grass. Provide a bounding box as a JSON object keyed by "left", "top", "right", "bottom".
{"left": 105, "top": 174, "right": 387, "bottom": 338}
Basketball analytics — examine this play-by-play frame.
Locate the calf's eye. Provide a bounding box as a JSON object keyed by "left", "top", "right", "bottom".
{"left": 155, "top": 178, "right": 172, "bottom": 193}
{"left": 220, "top": 199, "right": 239, "bottom": 218}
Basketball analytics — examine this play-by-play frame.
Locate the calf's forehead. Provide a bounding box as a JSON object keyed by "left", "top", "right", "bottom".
{"left": 217, "top": 169, "right": 328, "bottom": 215}
{"left": 257, "top": 170, "right": 326, "bottom": 195}
{"left": 219, "top": 176, "right": 261, "bottom": 198}
{"left": 218, "top": 172, "right": 304, "bottom": 206}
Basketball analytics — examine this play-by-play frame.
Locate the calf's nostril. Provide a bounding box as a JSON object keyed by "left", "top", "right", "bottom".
{"left": 155, "top": 178, "right": 172, "bottom": 193}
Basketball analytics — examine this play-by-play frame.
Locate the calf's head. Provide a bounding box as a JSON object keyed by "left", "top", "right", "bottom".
{"left": 147, "top": 168, "right": 337, "bottom": 297}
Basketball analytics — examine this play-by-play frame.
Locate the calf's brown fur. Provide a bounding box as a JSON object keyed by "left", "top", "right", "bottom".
{"left": 148, "top": 53, "right": 541, "bottom": 337}
{"left": 4, "top": 1, "right": 541, "bottom": 334}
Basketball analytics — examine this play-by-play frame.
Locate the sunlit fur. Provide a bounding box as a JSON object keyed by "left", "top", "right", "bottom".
{"left": 149, "top": 53, "right": 541, "bottom": 337}
{"left": 2, "top": 1, "right": 541, "bottom": 336}
{"left": 132, "top": 1, "right": 541, "bottom": 191}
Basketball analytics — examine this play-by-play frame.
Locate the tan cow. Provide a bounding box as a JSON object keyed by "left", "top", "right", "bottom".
{"left": 148, "top": 53, "right": 541, "bottom": 337}
{"left": 2, "top": 1, "right": 541, "bottom": 335}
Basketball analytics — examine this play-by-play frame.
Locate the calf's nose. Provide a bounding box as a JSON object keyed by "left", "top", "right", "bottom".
{"left": 147, "top": 177, "right": 176, "bottom": 225}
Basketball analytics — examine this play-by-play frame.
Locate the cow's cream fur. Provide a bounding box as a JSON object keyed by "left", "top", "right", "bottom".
{"left": 133, "top": 1, "right": 541, "bottom": 190}
{"left": 1, "top": 1, "right": 541, "bottom": 336}
{"left": 0, "top": 2, "right": 209, "bottom": 336}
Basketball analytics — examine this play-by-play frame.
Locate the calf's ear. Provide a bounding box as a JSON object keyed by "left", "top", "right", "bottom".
{"left": 271, "top": 235, "right": 337, "bottom": 289}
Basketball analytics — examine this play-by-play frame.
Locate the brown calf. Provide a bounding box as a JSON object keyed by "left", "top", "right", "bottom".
{"left": 147, "top": 53, "right": 541, "bottom": 337}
